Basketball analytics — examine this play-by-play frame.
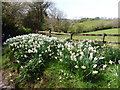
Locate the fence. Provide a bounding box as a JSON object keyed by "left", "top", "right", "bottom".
{"left": 37, "top": 30, "right": 120, "bottom": 44}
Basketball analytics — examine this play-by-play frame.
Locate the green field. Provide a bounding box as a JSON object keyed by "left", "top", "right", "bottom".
{"left": 79, "top": 19, "right": 113, "bottom": 27}
{"left": 68, "top": 19, "right": 116, "bottom": 33}
{"left": 53, "top": 28, "right": 119, "bottom": 42}
{"left": 81, "top": 28, "right": 118, "bottom": 34}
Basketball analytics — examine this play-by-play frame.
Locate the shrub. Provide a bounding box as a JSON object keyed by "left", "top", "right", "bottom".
{"left": 68, "top": 24, "right": 84, "bottom": 33}
{"left": 17, "top": 27, "right": 32, "bottom": 35}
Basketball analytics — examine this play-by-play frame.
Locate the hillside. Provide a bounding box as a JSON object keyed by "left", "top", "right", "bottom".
{"left": 68, "top": 19, "right": 117, "bottom": 33}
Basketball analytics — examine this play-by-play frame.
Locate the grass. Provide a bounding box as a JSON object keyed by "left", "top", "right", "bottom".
{"left": 2, "top": 55, "right": 119, "bottom": 88}
{"left": 68, "top": 19, "right": 116, "bottom": 33}
{"left": 38, "top": 61, "right": 119, "bottom": 88}
{"left": 73, "top": 36, "right": 118, "bottom": 42}
{"left": 43, "top": 62, "right": 119, "bottom": 88}
{"left": 80, "top": 19, "right": 113, "bottom": 27}
{"left": 81, "top": 28, "right": 119, "bottom": 34}
{"left": 53, "top": 28, "right": 119, "bottom": 42}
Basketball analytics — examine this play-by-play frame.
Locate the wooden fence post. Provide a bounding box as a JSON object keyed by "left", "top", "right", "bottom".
{"left": 48, "top": 28, "right": 51, "bottom": 37}
{"left": 35, "top": 30, "right": 37, "bottom": 34}
{"left": 102, "top": 33, "right": 106, "bottom": 43}
{"left": 70, "top": 33, "right": 74, "bottom": 40}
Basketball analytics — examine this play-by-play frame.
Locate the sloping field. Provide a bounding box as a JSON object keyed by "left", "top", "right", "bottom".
{"left": 68, "top": 19, "right": 115, "bottom": 33}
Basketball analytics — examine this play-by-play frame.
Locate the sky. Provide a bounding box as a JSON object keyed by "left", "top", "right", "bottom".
{"left": 52, "top": 0, "right": 119, "bottom": 19}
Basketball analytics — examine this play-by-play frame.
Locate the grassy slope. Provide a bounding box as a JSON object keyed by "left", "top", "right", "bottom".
{"left": 2, "top": 54, "right": 119, "bottom": 88}
{"left": 80, "top": 19, "right": 112, "bottom": 26}
{"left": 35, "top": 61, "right": 119, "bottom": 88}
{"left": 42, "top": 61, "right": 119, "bottom": 88}
{"left": 69, "top": 19, "right": 114, "bottom": 33}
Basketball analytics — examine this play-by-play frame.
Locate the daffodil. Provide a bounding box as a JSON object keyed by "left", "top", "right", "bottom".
{"left": 103, "top": 64, "right": 107, "bottom": 68}
{"left": 89, "top": 53, "right": 93, "bottom": 60}
{"left": 24, "top": 55, "right": 27, "bottom": 58}
{"left": 55, "top": 57, "right": 57, "bottom": 59}
{"left": 93, "top": 64, "right": 97, "bottom": 68}
{"left": 9, "top": 73, "right": 12, "bottom": 77}
{"left": 81, "top": 65, "right": 86, "bottom": 69}
{"left": 88, "top": 46, "right": 93, "bottom": 51}
{"left": 67, "top": 48, "right": 71, "bottom": 51}
{"left": 60, "top": 52, "right": 62, "bottom": 56}
{"left": 80, "top": 52, "right": 84, "bottom": 56}
{"left": 39, "top": 61, "right": 42, "bottom": 63}
{"left": 10, "top": 80, "right": 13, "bottom": 82}
{"left": 94, "top": 57, "right": 97, "bottom": 60}
{"left": 109, "top": 60, "right": 113, "bottom": 64}
{"left": 37, "top": 78, "right": 40, "bottom": 80}
{"left": 99, "top": 57, "right": 105, "bottom": 60}
{"left": 20, "top": 66, "right": 24, "bottom": 69}
{"left": 118, "top": 60, "right": 120, "bottom": 64}
{"left": 59, "top": 76, "right": 62, "bottom": 80}
{"left": 62, "top": 48, "right": 64, "bottom": 51}
{"left": 75, "top": 65, "right": 79, "bottom": 69}
{"left": 16, "top": 60, "right": 20, "bottom": 63}
{"left": 60, "top": 59, "right": 63, "bottom": 62}
{"left": 92, "top": 70, "right": 98, "bottom": 75}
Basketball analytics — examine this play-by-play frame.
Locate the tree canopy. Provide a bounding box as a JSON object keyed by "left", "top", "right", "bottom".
{"left": 2, "top": 1, "right": 67, "bottom": 36}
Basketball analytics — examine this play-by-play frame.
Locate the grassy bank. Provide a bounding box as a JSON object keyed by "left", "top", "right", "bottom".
{"left": 2, "top": 55, "right": 120, "bottom": 88}
{"left": 2, "top": 51, "right": 119, "bottom": 88}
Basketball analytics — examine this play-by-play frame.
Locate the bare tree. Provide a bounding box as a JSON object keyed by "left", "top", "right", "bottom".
{"left": 47, "top": 7, "right": 67, "bottom": 32}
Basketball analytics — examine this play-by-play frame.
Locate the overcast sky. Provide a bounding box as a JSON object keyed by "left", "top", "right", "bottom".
{"left": 52, "top": 0, "right": 119, "bottom": 19}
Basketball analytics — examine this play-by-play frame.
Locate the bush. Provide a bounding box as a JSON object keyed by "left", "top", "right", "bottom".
{"left": 17, "top": 27, "right": 32, "bottom": 35}
{"left": 68, "top": 24, "right": 84, "bottom": 33}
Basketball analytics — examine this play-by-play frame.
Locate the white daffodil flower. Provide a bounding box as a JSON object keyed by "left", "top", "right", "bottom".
{"left": 93, "top": 64, "right": 97, "bottom": 68}
{"left": 92, "top": 71, "right": 98, "bottom": 75}
{"left": 81, "top": 66, "right": 86, "bottom": 69}
{"left": 109, "top": 60, "right": 113, "bottom": 64}
{"left": 75, "top": 65, "right": 79, "bottom": 69}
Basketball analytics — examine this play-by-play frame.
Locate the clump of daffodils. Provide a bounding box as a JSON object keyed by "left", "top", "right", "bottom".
{"left": 4, "top": 34, "right": 118, "bottom": 82}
